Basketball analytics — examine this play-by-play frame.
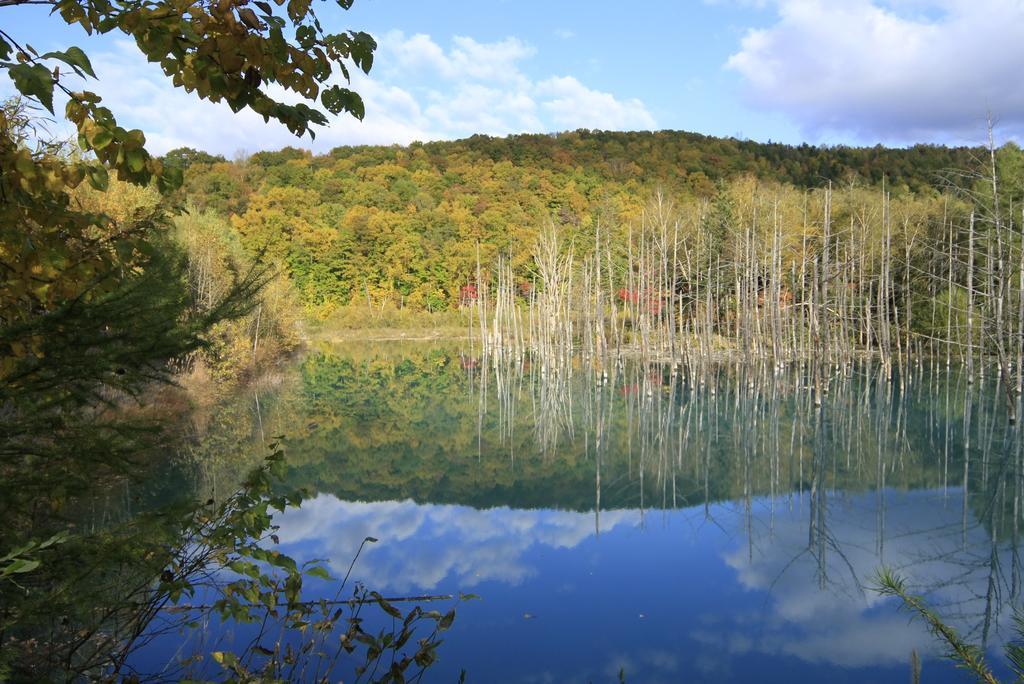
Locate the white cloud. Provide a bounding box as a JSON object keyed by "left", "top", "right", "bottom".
{"left": 380, "top": 32, "right": 535, "bottom": 86}
{"left": 272, "top": 487, "right": 1021, "bottom": 672}
{"left": 726, "top": 0, "right": 1024, "bottom": 143}
{"left": 49, "top": 31, "right": 654, "bottom": 155}
{"left": 273, "top": 495, "right": 637, "bottom": 593}
{"left": 538, "top": 76, "right": 658, "bottom": 131}
{"left": 423, "top": 83, "right": 543, "bottom": 137}
{"left": 708, "top": 488, "right": 1020, "bottom": 667}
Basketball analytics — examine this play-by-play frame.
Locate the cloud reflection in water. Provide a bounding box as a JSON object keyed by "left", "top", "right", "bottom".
{"left": 275, "top": 495, "right": 638, "bottom": 592}
{"left": 272, "top": 489, "right": 1017, "bottom": 680}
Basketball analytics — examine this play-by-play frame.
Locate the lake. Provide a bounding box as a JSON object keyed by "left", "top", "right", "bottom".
{"left": 132, "top": 341, "right": 1024, "bottom": 682}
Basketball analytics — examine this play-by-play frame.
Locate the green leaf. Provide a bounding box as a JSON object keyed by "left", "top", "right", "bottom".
{"left": 306, "top": 565, "right": 332, "bottom": 580}
{"left": 91, "top": 129, "right": 114, "bottom": 150}
{"left": 269, "top": 456, "right": 287, "bottom": 480}
{"left": 86, "top": 164, "right": 109, "bottom": 190}
{"left": 321, "top": 85, "right": 364, "bottom": 119}
{"left": 41, "top": 46, "right": 96, "bottom": 78}
{"left": 350, "top": 31, "right": 376, "bottom": 73}
{"left": 0, "top": 539, "right": 41, "bottom": 563}
{"left": 157, "top": 165, "right": 183, "bottom": 194}
{"left": 38, "top": 531, "right": 69, "bottom": 549}
{"left": 9, "top": 63, "right": 55, "bottom": 113}
{"left": 3, "top": 558, "right": 41, "bottom": 575}
{"left": 238, "top": 7, "right": 263, "bottom": 30}
{"left": 125, "top": 147, "right": 146, "bottom": 173}
{"left": 295, "top": 24, "right": 316, "bottom": 49}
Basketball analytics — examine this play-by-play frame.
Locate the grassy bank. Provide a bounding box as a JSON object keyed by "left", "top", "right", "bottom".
{"left": 310, "top": 304, "right": 471, "bottom": 342}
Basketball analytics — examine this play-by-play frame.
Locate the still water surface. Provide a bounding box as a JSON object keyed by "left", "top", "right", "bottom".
{"left": 140, "top": 342, "right": 1024, "bottom": 682}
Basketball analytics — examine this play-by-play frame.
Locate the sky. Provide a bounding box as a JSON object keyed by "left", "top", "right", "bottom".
{"left": 6, "top": 0, "right": 1024, "bottom": 155}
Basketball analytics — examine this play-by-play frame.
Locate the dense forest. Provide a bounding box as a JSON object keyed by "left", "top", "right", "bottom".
{"left": 165, "top": 133, "right": 1024, "bottom": 426}
{"left": 168, "top": 131, "right": 1024, "bottom": 326}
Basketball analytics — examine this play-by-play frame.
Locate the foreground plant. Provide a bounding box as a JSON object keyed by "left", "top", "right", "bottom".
{"left": 873, "top": 568, "right": 1024, "bottom": 684}
{"left": 1, "top": 447, "right": 465, "bottom": 681}
{"left": 0, "top": 0, "right": 384, "bottom": 675}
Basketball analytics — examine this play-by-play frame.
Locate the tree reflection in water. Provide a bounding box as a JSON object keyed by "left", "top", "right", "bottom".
{"left": 168, "top": 342, "right": 1024, "bottom": 682}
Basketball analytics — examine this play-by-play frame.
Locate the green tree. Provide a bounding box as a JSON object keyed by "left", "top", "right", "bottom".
{"left": 162, "top": 146, "right": 227, "bottom": 172}
{"left": 0, "top": 0, "right": 378, "bottom": 676}
{"left": 0, "top": 0, "right": 378, "bottom": 469}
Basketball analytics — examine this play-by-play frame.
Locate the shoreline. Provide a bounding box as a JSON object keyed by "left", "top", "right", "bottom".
{"left": 314, "top": 326, "right": 471, "bottom": 343}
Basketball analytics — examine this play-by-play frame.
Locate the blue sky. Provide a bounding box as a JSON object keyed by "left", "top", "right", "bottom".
{"left": 6, "top": 0, "right": 1024, "bottom": 154}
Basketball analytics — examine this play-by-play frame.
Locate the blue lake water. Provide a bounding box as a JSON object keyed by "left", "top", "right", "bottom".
{"left": 134, "top": 342, "right": 1024, "bottom": 682}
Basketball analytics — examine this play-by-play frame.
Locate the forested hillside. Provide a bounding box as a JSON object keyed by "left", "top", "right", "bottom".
{"left": 169, "top": 130, "right": 1022, "bottom": 318}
